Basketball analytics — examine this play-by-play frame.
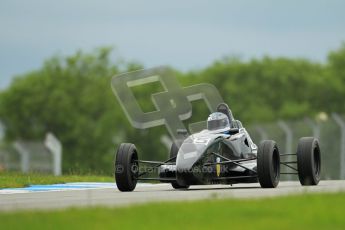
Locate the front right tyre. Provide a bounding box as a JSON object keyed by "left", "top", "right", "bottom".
{"left": 296, "top": 137, "right": 321, "bottom": 186}
{"left": 257, "top": 140, "right": 280, "bottom": 188}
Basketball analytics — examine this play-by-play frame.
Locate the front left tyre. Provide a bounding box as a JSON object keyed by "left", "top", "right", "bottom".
{"left": 115, "top": 143, "right": 138, "bottom": 192}
{"left": 169, "top": 142, "right": 189, "bottom": 189}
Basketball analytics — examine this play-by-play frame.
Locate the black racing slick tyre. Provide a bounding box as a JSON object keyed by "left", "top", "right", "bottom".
{"left": 115, "top": 143, "right": 139, "bottom": 192}
{"left": 169, "top": 143, "right": 189, "bottom": 190}
{"left": 257, "top": 140, "right": 280, "bottom": 188}
{"left": 297, "top": 137, "right": 321, "bottom": 186}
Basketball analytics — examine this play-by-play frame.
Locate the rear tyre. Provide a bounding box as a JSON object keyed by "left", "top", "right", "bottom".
{"left": 297, "top": 137, "right": 321, "bottom": 186}
{"left": 257, "top": 140, "right": 280, "bottom": 188}
{"left": 115, "top": 143, "right": 138, "bottom": 192}
{"left": 169, "top": 142, "right": 189, "bottom": 189}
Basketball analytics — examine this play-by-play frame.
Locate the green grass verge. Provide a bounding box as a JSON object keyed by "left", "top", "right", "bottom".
{"left": 0, "top": 193, "right": 344, "bottom": 230}
{"left": 0, "top": 172, "right": 113, "bottom": 188}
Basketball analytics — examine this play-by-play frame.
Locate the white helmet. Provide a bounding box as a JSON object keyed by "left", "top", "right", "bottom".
{"left": 207, "top": 112, "right": 230, "bottom": 132}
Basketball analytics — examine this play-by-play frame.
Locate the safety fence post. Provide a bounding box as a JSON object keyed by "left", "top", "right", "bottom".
{"left": 305, "top": 117, "right": 320, "bottom": 140}
{"left": 44, "top": 133, "right": 62, "bottom": 176}
{"left": 255, "top": 126, "right": 268, "bottom": 141}
{"left": 14, "top": 142, "right": 29, "bottom": 173}
{"left": 332, "top": 113, "right": 345, "bottom": 179}
{"left": 278, "top": 120, "right": 293, "bottom": 181}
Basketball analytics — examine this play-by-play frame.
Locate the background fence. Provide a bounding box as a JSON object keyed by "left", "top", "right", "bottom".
{"left": 247, "top": 113, "right": 345, "bottom": 180}
{"left": 1, "top": 114, "right": 344, "bottom": 180}
{"left": 0, "top": 133, "right": 62, "bottom": 176}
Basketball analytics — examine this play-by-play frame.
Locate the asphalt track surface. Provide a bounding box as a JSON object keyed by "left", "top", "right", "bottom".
{"left": 0, "top": 180, "right": 344, "bottom": 212}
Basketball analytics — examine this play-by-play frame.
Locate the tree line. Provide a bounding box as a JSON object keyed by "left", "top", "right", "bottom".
{"left": 0, "top": 44, "right": 344, "bottom": 174}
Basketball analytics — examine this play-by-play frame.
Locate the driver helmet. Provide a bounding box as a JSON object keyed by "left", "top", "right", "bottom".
{"left": 207, "top": 112, "right": 230, "bottom": 131}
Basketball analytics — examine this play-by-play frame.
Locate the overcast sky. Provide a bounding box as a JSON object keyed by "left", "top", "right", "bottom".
{"left": 1, "top": 0, "right": 345, "bottom": 88}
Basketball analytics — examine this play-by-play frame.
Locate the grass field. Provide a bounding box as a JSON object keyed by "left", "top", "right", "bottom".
{"left": 0, "top": 172, "right": 113, "bottom": 188}
{"left": 0, "top": 193, "right": 344, "bottom": 230}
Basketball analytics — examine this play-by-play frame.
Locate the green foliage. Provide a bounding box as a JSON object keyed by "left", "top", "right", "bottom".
{"left": 0, "top": 48, "right": 124, "bottom": 173}
{"left": 1, "top": 44, "right": 345, "bottom": 173}
{"left": 185, "top": 56, "right": 340, "bottom": 123}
